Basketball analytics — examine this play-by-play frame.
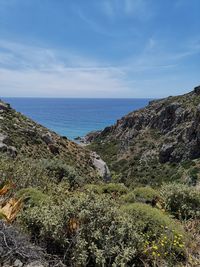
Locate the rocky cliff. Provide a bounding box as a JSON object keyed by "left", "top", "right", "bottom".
{"left": 88, "top": 86, "right": 200, "bottom": 187}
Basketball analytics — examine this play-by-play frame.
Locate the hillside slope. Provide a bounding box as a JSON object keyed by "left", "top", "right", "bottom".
{"left": 0, "top": 99, "right": 99, "bottom": 188}
{"left": 0, "top": 96, "right": 199, "bottom": 267}
{"left": 88, "top": 86, "right": 200, "bottom": 187}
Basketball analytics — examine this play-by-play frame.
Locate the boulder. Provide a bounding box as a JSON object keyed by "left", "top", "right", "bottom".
{"left": 0, "top": 102, "right": 9, "bottom": 111}
{"left": 91, "top": 152, "right": 111, "bottom": 181}
{"left": 7, "top": 146, "right": 18, "bottom": 158}
{"left": 159, "top": 143, "right": 175, "bottom": 163}
{"left": 13, "top": 259, "right": 23, "bottom": 267}
{"left": 41, "top": 133, "right": 53, "bottom": 145}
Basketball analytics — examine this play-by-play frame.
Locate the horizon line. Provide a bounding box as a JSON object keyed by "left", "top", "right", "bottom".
{"left": 1, "top": 96, "right": 156, "bottom": 100}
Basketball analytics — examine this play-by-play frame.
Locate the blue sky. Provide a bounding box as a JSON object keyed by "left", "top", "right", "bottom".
{"left": 0, "top": 0, "right": 200, "bottom": 98}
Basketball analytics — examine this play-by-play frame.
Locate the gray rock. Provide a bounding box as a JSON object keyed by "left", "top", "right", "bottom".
{"left": 0, "top": 143, "right": 8, "bottom": 152}
{"left": 159, "top": 143, "right": 175, "bottom": 163}
{"left": 92, "top": 152, "right": 111, "bottom": 181}
{"left": 41, "top": 133, "right": 53, "bottom": 145}
{"left": 25, "top": 261, "right": 45, "bottom": 267}
{"left": 7, "top": 146, "right": 18, "bottom": 158}
{"left": 0, "top": 102, "right": 9, "bottom": 111}
{"left": 13, "top": 259, "right": 23, "bottom": 267}
{"left": 0, "top": 133, "right": 7, "bottom": 142}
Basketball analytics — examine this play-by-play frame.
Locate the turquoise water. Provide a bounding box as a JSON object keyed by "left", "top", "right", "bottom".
{"left": 3, "top": 98, "right": 151, "bottom": 140}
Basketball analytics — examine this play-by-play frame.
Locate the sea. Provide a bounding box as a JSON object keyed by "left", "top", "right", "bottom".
{"left": 3, "top": 98, "right": 151, "bottom": 140}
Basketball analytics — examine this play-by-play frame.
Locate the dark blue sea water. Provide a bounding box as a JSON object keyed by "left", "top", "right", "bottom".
{"left": 3, "top": 98, "right": 151, "bottom": 140}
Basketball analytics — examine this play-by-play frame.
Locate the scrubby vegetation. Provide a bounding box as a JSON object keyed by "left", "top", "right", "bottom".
{"left": 161, "top": 183, "right": 200, "bottom": 220}
{"left": 0, "top": 96, "right": 200, "bottom": 266}
{"left": 1, "top": 177, "right": 199, "bottom": 266}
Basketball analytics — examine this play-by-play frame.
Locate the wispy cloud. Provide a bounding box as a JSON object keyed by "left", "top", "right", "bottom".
{"left": 126, "top": 36, "right": 200, "bottom": 72}
{"left": 0, "top": 36, "right": 199, "bottom": 98}
{"left": 0, "top": 40, "right": 133, "bottom": 97}
{"left": 101, "top": 0, "right": 153, "bottom": 20}
{"left": 124, "top": 0, "right": 151, "bottom": 18}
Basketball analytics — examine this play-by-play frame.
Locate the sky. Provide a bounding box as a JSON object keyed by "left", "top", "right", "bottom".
{"left": 0, "top": 0, "right": 200, "bottom": 98}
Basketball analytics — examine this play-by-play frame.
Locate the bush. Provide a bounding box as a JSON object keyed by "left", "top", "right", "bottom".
{"left": 120, "top": 191, "right": 135, "bottom": 203}
{"left": 187, "top": 167, "right": 199, "bottom": 186}
{"left": 181, "top": 160, "right": 196, "bottom": 169}
{"left": 41, "top": 159, "right": 84, "bottom": 188}
{"left": 84, "top": 184, "right": 103, "bottom": 194}
{"left": 121, "top": 203, "right": 186, "bottom": 264}
{"left": 16, "top": 188, "right": 49, "bottom": 207}
{"left": 84, "top": 183, "right": 129, "bottom": 196}
{"left": 133, "top": 186, "right": 160, "bottom": 205}
{"left": 0, "top": 156, "right": 50, "bottom": 190}
{"left": 161, "top": 183, "right": 200, "bottom": 220}
{"left": 101, "top": 183, "right": 129, "bottom": 195}
{"left": 20, "top": 192, "right": 142, "bottom": 266}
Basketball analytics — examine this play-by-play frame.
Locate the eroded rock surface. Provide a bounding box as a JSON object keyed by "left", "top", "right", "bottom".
{"left": 87, "top": 86, "right": 200, "bottom": 186}
{"left": 91, "top": 152, "right": 111, "bottom": 181}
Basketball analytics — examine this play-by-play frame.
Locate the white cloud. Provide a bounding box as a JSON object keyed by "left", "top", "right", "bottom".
{"left": 0, "top": 38, "right": 199, "bottom": 98}
{"left": 0, "top": 67, "right": 133, "bottom": 98}
{"left": 0, "top": 40, "right": 133, "bottom": 97}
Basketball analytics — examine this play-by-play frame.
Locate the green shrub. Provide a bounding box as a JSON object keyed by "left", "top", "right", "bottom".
{"left": 121, "top": 203, "right": 186, "bottom": 264}
{"left": 101, "top": 183, "right": 128, "bottom": 195}
{"left": 181, "top": 160, "right": 196, "bottom": 169}
{"left": 187, "top": 167, "right": 199, "bottom": 186}
{"left": 133, "top": 186, "right": 160, "bottom": 204}
{"left": 20, "top": 192, "right": 142, "bottom": 266}
{"left": 120, "top": 191, "right": 135, "bottom": 203}
{"left": 161, "top": 183, "right": 200, "bottom": 220}
{"left": 84, "top": 183, "right": 128, "bottom": 196}
{"left": 0, "top": 156, "right": 50, "bottom": 190}
{"left": 16, "top": 188, "right": 49, "bottom": 207}
{"left": 41, "top": 159, "right": 83, "bottom": 188}
{"left": 84, "top": 184, "right": 103, "bottom": 194}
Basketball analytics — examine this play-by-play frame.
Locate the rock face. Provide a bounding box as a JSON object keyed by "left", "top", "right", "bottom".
{"left": 88, "top": 86, "right": 200, "bottom": 186}
{"left": 91, "top": 152, "right": 111, "bottom": 181}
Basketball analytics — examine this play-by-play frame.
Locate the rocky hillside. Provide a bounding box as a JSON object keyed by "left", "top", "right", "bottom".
{"left": 0, "top": 95, "right": 199, "bottom": 267}
{"left": 88, "top": 86, "right": 200, "bottom": 187}
{"left": 0, "top": 99, "right": 99, "bottom": 188}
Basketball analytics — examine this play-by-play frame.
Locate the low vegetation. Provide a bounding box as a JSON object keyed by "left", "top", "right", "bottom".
{"left": 0, "top": 96, "right": 200, "bottom": 266}
{"left": 1, "top": 177, "right": 199, "bottom": 266}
